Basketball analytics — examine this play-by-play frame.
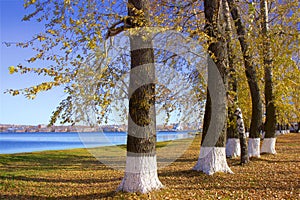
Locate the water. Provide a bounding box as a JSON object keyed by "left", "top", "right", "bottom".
{"left": 0, "top": 131, "right": 194, "bottom": 154}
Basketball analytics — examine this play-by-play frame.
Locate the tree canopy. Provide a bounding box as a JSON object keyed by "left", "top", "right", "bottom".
{"left": 5, "top": 0, "right": 299, "bottom": 127}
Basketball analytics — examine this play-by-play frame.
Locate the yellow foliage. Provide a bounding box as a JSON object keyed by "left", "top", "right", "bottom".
{"left": 6, "top": 0, "right": 298, "bottom": 126}
{"left": 64, "top": 0, "right": 70, "bottom": 5}
{"left": 29, "top": 57, "right": 36, "bottom": 63}
{"left": 87, "top": 40, "right": 96, "bottom": 49}
{"left": 37, "top": 35, "right": 45, "bottom": 41}
{"left": 8, "top": 66, "right": 15, "bottom": 74}
{"left": 47, "top": 29, "right": 57, "bottom": 35}
{"left": 12, "top": 90, "right": 19, "bottom": 96}
{"left": 63, "top": 42, "right": 70, "bottom": 48}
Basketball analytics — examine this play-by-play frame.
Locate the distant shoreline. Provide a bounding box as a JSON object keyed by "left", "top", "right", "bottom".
{"left": 0, "top": 130, "right": 198, "bottom": 134}
{"left": 0, "top": 123, "right": 201, "bottom": 133}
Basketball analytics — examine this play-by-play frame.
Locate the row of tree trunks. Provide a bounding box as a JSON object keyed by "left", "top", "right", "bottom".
{"left": 227, "top": 0, "right": 263, "bottom": 158}
{"left": 120, "top": 0, "right": 274, "bottom": 193}
{"left": 222, "top": 0, "right": 249, "bottom": 163}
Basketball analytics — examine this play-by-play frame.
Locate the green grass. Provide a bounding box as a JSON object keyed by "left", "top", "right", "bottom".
{"left": 114, "top": 139, "right": 173, "bottom": 149}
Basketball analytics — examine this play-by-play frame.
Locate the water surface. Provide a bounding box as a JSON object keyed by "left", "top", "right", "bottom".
{"left": 0, "top": 131, "right": 193, "bottom": 154}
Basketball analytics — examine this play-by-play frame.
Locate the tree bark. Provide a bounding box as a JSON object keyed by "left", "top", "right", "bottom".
{"left": 222, "top": 0, "right": 241, "bottom": 158}
{"left": 260, "top": 0, "right": 277, "bottom": 154}
{"left": 201, "top": 90, "right": 211, "bottom": 146}
{"left": 227, "top": 0, "right": 263, "bottom": 157}
{"left": 193, "top": 0, "right": 233, "bottom": 175}
{"left": 117, "top": 0, "right": 163, "bottom": 193}
{"left": 235, "top": 108, "right": 249, "bottom": 164}
{"left": 204, "top": 0, "right": 228, "bottom": 148}
{"left": 261, "top": 0, "right": 276, "bottom": 139}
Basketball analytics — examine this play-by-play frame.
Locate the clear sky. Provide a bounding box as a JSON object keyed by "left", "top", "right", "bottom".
{"left": 0, "top": 0, "right": 66, "bottom": 125}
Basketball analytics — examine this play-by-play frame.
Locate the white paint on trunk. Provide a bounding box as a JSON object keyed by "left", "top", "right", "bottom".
{"left": 261, "top": 138, "right": 276, "bottom": 154}
{"left": 193, "top": 147, "right": 233, "bottom": 175}
{"left": 117, "top": 155, "right": 163, "bottom": 193}
{"left": 275, "top": 130, "right": 281, "bottom": 136}
{"left": 248, "top": 138, "right": 260, "bottom": 158}
{"left": 245, "top": 132, "right": 249, "bottom": 137}
{"left": 226, "top": 138, "right": 241, "bottom": 157}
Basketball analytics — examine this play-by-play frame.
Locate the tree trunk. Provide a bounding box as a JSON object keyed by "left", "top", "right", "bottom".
{"left": 117, "top": 0, "right": 163, "bottom": 193}
{"left": 201, "top": 91, "right": 211, "bottom": 147}
{"left": 227, "top": 0, "right": 263, "bottom": 158}
{"left": 260, "top": 0, "right": 277, "bottom": 155}
{"left": 222, "top": 0, "right": 240, "bottom": 158}
{"left": 193, "top": 0, "right": 233, "bottom": 175}
{"left": 235, "top": 108, "right": 249, "bottom": 164}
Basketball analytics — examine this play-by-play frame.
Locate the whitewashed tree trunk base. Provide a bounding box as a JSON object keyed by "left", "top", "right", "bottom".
{"left": 248, "top": 138, "right": 260, "bottom": 158}
{"left": 261, "top": 138, "right": 276, "bottom": 154}
{"left": 117, "top": 156, "right": 163, "bottom": 193}
{"left": 245, "top": 132, "right": 249, "bottom": 137}
{"left": 226, "top": 138, "right": 241, "bottom": 158}
{"left": 275, "top": 130, "right": 281, "bottom": 136}
{"left": 193, "top": 147, "right": 233, "bottom": 175}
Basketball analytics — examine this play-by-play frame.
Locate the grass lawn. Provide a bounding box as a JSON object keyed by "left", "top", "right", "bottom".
{"left": 0, "top": 133, "right": 299, "bottom": 199}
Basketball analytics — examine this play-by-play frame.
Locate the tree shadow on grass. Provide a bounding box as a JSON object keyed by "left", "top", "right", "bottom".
{"left": 0, "top": 152, "right": 114, "bottom": 172}
{"left": 174, "top": 184, "right": 296, "bottom": 193}
{"left": 158, "top": 169, "right": 220, "bottom": 179}
{"left": 171, "top": 157, "right": 197, "bottom": 163}
{"left": 0, "top": 175, "right": 122, "bottom": 184}
{"left": 0, "top": 154, "right": 88, "bottom": 165}
{"left": 0, "top": 191, "right": 117, "bottom": 200}
{"left": 257, "top": 158, "right": 300, "bottom": 164}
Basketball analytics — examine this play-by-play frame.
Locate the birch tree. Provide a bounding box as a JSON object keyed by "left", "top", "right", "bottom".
{"left": 226, "top": 0, "right": 263, "bottom": 158}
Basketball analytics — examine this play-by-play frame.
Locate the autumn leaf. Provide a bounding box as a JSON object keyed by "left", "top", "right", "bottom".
{"left": 8, "top": 66, "right": 15, "bottom": 74}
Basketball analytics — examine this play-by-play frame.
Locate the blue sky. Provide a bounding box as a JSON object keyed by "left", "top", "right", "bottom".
{"left": 0, "top": 0, "right": 66, "bottom": 125}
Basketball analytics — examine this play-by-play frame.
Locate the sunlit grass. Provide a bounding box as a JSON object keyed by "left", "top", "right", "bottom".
{"left": 0, "top": 134, "right": 299, "bottom": 199}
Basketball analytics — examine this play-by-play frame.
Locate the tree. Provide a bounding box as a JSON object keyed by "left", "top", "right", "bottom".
{"left": 260, "top": 0, "right": 276, "bottom": 154}
{"left": 222, "top": 0, "right": 241, "bottom": 159}
{"left": 149, "top": 0, "right": 299, "bottom": 162}
{"left": 6, "top": 0, "right": 299, "bottom": 186}
{"left": 6, "top": 0, "right": 127, "bottom": 125}
{"left": 227, "top": 0, "right": 263, "bottom": 158}
{"left": 6, "top": 0, "right": 165, "bottom": 193}
{"left": 116, "top": 0, "right": 163, "bottom": 193}
{"left": 235, "top": 108, "right": 249, "bottom": 164}
{"left": 193, "top": 0, "right": 233, "bottom": 175}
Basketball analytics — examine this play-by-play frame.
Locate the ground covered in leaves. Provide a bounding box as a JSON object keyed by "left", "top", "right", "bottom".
{"left": 0, "top": 133, "right": 299, "bottom": 199}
